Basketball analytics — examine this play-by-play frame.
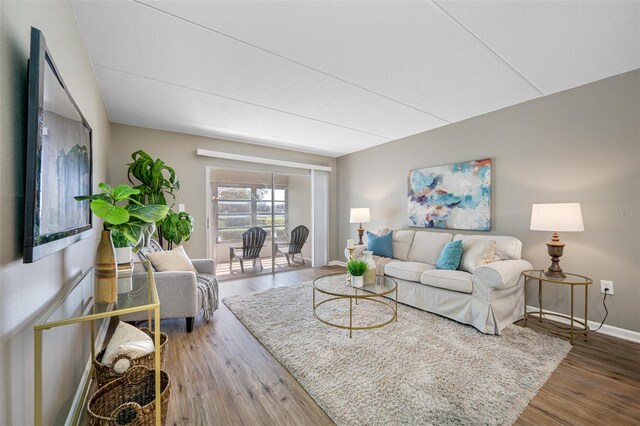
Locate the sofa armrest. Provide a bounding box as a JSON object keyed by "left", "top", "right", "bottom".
{"left": 473, "top": 259, "right": 533, "bottom": 290}
{"left": 191, "top": 259, "right": 215, "bottom": 274}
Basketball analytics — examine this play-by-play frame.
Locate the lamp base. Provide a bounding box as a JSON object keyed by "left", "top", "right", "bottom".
{"left": 545, "top": 235, "right": 566, "bottom": 279}
{"left": 357, "top": 223, "right": 365, "bottom": 245}
{"left": 544, "top": 268, "right": 566, "bottom": 279}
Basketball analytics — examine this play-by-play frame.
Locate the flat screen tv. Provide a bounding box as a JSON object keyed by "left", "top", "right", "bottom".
{"left": 24, "top": 27, "right": 93, "bottom": 263}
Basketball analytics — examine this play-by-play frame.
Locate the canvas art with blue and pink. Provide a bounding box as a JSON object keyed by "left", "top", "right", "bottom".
{"left": 408, "top": 159, "right": 491, "bottom": 231}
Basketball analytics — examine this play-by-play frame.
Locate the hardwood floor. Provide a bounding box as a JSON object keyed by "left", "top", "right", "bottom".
{"left": 161, "top": 266, "right": 640, "bottom": 425}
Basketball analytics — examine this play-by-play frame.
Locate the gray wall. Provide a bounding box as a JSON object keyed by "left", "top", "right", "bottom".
{"left": 0, "top": 1, "right": 112, "bottom": 424}
{"left": 336, "top": 71, "right": 640, "bottom": 332}
{"left": 108, "top": 123, "right": 336, "bottom": 260}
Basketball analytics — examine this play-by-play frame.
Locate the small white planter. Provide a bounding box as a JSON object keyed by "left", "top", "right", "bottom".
{"left": 352, "top": 275, "right": 364, "bottom": 288}
{"left": 114, "top": 247, "right": 132, "bottom": 265}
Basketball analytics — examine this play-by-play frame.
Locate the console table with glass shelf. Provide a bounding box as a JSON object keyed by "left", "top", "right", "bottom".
{"left": 33, "top": 261, "right": 162, "bottom": 426}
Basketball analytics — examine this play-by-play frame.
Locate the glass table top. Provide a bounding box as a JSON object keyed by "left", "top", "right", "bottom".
{"left": 313, "top": 273, "right": 397, "bottom": 298}
{"left": 40, "top": 261, "right": 157, "bottom": 327}
{"left": 522, "top": 269, "right": 592, "bottom": 285}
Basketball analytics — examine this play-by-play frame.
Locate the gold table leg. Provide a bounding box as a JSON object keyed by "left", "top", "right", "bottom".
{"left": 538, "top": 278, "right": 543, "bottom": 322}
{"left": 523, "top": 275, "right": 528, "bottom": 327}
{"left": 155, "top": 306, "right": 161, "bottom": 426}
{"left": 395, "top": 287, "right": 398, "bottom": 322}
{"left": 349, "top": 298, "right": 353, "bottom": 338}
{"left": 570, "top": 285, "right": 575, "bottom": 345}
{"left": 584, "top": 283, "right": 589, "bottom": 342}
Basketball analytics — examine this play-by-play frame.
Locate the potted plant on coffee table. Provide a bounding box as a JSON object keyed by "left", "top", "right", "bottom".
{"left": 347, "top": 259, "right": 368, "bottom": 288}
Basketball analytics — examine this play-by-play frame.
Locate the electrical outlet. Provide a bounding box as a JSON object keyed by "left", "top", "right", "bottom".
{"left": 600, "top": 280, "right": 614, "bottom": 295}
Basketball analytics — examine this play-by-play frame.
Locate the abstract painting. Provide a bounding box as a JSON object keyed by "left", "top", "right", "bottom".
{"left": 408, "top": 159, "right": 491, "bottom": 231}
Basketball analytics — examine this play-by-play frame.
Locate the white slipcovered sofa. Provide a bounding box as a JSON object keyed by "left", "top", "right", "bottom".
{"left": 349, "top": 230, "right": 532, "bottom": 334}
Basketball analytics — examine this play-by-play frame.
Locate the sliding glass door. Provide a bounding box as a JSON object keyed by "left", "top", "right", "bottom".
{"left": 208, "top": 167, "right": 310, "bottom": 278}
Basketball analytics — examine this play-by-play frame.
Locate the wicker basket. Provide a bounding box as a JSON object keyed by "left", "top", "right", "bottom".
{"left": 87, "top": 366, "right": 170, "bottom": 426}
{"left": 94, "top": 328, "right": 168, "bottom": 388}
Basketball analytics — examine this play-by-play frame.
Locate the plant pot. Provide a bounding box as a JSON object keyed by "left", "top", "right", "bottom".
{"left": 352, "top": 275, "right": 364, "bottom": 288}
{"left": 95, "top": 230, "right": 117, "bottom": 303}
{"left": 114, "top": 246, "right": 132, "bottom": 265}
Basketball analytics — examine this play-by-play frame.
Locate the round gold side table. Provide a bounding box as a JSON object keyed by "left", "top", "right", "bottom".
{"left": 522, "top": 269, "right": 593, "bottom": 345}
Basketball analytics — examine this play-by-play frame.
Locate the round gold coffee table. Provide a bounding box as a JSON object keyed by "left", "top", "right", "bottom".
{"left": 313, "top": 273, "right": 397, "bottom": 338}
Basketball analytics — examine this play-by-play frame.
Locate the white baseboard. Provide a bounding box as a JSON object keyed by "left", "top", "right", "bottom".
{"left": 526, "top": 305, "right": 640, "bottom": 343}
{"left": 328, "top": 260, "right": 346, "bottom": 267}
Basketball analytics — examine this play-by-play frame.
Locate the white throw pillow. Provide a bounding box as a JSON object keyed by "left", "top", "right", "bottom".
{"left": 146, "top": 245, "right": 196, "bottom": 272}
{"left": 459, "top": 239, "right": 497, "bottom": 273}
{"left": 102, "top": 322, "right": 154, "bottom": 373}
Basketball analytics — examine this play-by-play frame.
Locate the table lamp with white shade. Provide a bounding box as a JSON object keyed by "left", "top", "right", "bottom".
{"left": 350, "top": 208, "right": 371, "bottom": 245}
{"left": 530, "top": 203, "right": 584, "bottom": 279}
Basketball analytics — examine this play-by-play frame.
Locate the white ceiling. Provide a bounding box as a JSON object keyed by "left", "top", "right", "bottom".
{"left": 72, "top": 1, "right": 640, "bottom": 157}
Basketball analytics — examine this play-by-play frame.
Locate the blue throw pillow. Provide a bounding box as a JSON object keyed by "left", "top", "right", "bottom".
{"left": 436, "top": 240, "right": 463, "bottom": 270}
{"left": 366, "top": 231, "right": 394, "bottom": 258}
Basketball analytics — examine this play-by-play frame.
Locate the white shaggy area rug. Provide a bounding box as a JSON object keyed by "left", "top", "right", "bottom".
{"left": 223, "top": 282, "right": 571, "bottom": 426}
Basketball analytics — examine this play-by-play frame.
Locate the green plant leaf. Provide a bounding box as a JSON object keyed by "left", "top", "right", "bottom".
{"left": 116, "top": 222, "right": 145, "bottom": 245}
{"left": 127, "top": 204, "right": 169, "bottom": 223}
{"left": 346, "top": 259, "right": 369, "bottom": 276}
{"left": 112, "top": 184, "right": 140, "bottom": 201}
{"left": 90, "top": 199, "right": 129, "bottom": 225}
{"left": 98, "top": 182, "right": 112, "bottom": 194}
{"left": 74, "top": 193, "right": 109, "bottom": 202}
{"left": 159, "top": 211, "right": 194, "bottom": 246}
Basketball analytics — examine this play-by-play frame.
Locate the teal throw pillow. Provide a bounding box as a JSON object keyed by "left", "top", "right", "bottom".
{"left": 366, "top": 231, "right": 393, "bottom": 258}
{"left": 436, "top": 240, "right": 463, "bottom": 270}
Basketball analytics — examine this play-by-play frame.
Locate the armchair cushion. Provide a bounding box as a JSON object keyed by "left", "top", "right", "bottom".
{"left": 147, "top": 245, "right": 196, "bottom": 272}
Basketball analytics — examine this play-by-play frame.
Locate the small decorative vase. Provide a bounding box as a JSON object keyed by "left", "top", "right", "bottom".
{"left": 352, "top": 275, "right": 364, "bottom": 288}
{"left": 95, "top": 230, "right": 117, "bottom": 303}
{"left": 363, "top": 250, "right": 376, "bottom": 285}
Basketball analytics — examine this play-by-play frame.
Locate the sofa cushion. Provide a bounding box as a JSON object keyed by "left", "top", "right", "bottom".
{"left": 454, "top": 234, "right": 522, "bottom": 260}
{"left": 407, "top": 231, "right": 453, "bottom": 265}
{"left": 392, "top": 230, "right": 416, "bottom": 261}
{"left": 420, "top": 270, "right": 473, "bottom": 294}
{"left": 459, "top": 239, "right": 496, "bottom": 273}
{"left": 436, "top": 240, "right": 464, "bottom": 270}
{"left": 366, "top": 231, "right": 394, "bottom": 258}
{"left": 384, "top": 261, "right": 435, "bottom": 282}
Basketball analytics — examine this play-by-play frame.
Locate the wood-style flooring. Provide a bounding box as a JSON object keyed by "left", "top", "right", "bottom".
{"left": 160, "top": 266, "right": 640, "bottom": 425}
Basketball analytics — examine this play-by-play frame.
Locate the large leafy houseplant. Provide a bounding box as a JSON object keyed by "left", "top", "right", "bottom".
{"left": 75, "top": 183, "right": 169, "bottom": 245}
{"left": 127, "top": 150, "right": 194, "bottom": 249}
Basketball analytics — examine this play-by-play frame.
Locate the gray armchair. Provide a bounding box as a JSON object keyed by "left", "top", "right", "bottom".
{"left": 123, "top": 240, "right": 218, "bottom": 332}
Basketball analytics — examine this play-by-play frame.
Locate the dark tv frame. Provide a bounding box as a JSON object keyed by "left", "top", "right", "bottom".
{"left": 24, "top": 27, "right": 93, "bottom": 263}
